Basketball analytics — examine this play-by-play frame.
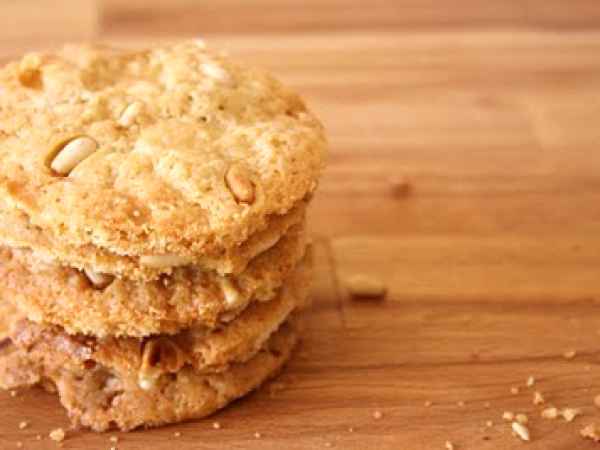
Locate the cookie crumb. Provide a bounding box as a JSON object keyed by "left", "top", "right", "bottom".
{"left": 254, "top": 432, "right": 262, "bottom": 439}
{"left": 457, "top": 401, "right": 465, "bottom": 408}
{"left": 526, "top": 376, "right": 535, "bottom": 387}
{"left": 444, "top": 441, "right": 455, "bottom": 450}
{"left": 18, "top": 421, "right": 28, "bottom": 429}
{"left": 541, "top": 407, "right": 559, "bottom": 419}
{"left": 36, "top": 435, "right": 41, "bottom": 441}
{"left": 561, "top": 408, "right": 581, "bottom": 422}
{"left": 389, "top": 176, "right": 411, "bottom": 197}
{"left": 424, "top": 400, "right": 432, "bottom": 407}
{"left": 173, "top": 431, "right": 181, "bottom": 437}
{"left": 373, "top": 410, "right": 383, "bottom": 420}
{"left": 324, "top": 442, "right": 333, "bottom": 448}
{"left": 502, "top": 411, "right": 514, "bottom": 421}
{"left": 10, "top": 390, "right": 17, "bottom": 397}
{"left": 485, "top": 420, "right": 493, "bottom": 427}
{"left": 581, "top": 423, "right": 600, "bottom": 442}
{"left": 533, "top": 391, "right": 545, "bottom": 405}
{"left": 49, "top": 428, "right": 65, "bottom": 442}
{"left": 16, "top": 442, "right": 23, "bottom": 449}
{"left": 348, "top": 427, "right": 355, "bottom": 433}
{"left": 510, "top": 386, "right": 520, "bottom": 395}
{"left": 563, "top": 350, "right": 577, "bottom": 360}
{"left": 109, "top": 436, "right": 119, "bottom": 443}
{"left": 511, "top": 422, "right": 530, "bottom": 441}
{"left": 515, "top": 413, "right": 528, "bottom": 425}
{"left": 212, "top": 421, "right": 221, "bottom": 429}
{"left": 268, "top": 381, "right": 287, "bottom": 397}
{"left": 346, "top": 275, "right": 387, "bottom": 300}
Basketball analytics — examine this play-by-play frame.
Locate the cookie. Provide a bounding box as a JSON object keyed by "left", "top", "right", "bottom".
{"left": 0, "top": 42, "right": 326, "bottom": 278}
{"left": 1, "top": 318, "right": 297, "bottom": 431}
{"left": 0, "top": 223, "right": 309, "bottom": 337}
{"left": 7, "top": 255, "right": 310, "bottom": 379}
{"left": 0, "top": 196, "right": 306, "bottom": 280}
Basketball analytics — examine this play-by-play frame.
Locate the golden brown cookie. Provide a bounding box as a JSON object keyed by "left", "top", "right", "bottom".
{"left": 0, "top": 196, "right": 307, "bottom": 280}
{"left": 6, "top": 255, "right": 310, "bottom": 379}
{"left": 0, "top": 224, "right": 309, "bottom": 337}
{"left": 0, "top": 319, "right": 297, "bottom": 431}
{"left": 0, "top": 42, "right": 326, "bottom": 279}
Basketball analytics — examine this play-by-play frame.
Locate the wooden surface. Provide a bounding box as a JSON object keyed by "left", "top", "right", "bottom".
{"left": 2, "top": 1, "right": 600, "bottom": 449}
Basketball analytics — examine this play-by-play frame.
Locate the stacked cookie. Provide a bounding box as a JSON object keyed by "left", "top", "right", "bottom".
{"left": 0, "top": 42, "right": 326, "bottom": 431}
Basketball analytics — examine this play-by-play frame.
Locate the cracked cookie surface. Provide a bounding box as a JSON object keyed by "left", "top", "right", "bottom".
{"left": 0, "top": 42, "right": 326, "bottom": 277}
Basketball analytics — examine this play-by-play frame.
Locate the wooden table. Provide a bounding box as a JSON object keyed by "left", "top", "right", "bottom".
{"left": 2, "top": 1, "right": 600, "bottom": 448}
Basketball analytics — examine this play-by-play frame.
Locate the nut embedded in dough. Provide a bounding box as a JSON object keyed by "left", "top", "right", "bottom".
{"left": 49, "top": 136, "right": 98, "bottom": 175}
{"left": 138, "top": 337, "right": 185, "bottom": 390}
{"left": 117, "top": 101, "right": 144, "bottom": 128}
{"left": 225, "top": 164, "right": 256, "bottom": 204}
{"left": 139, "top": 254, "right": 192, "bottom": 269}
{"left": 201, "top": 62, "right": 233, "bottom": 84}
{"left": 83, "top": 268, "right": 114, "bottom": 289}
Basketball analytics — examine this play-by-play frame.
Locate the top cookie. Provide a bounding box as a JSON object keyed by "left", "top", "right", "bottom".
{"left": 0, "top": 42, "right": 326, "bottom": 272}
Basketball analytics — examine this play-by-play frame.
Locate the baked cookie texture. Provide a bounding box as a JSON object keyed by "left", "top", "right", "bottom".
{"left": 0, "top": 223, "right": 309, "bottom": 337}
{"left": 8, "top": 256, "right": 310, "bottom": 376}
{"left": 0, "top": 40, "right": 325, "bottom": 432}
{"left": 0, "top": 41, "right": 326, "bottom": 277}
{"left": 0, "top": 195, "right": 307, "bottom": 280}
{"left": 0, "top": 260, "right": 308, "bottom": 430}
{"left": 1, "top": 319, "right": 298, "bottom": 431}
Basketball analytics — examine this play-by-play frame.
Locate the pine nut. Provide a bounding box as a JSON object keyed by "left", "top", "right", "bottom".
{"left": 219, "top": 277, "right": 245, "bottom": 310}
{"left": 219, "top": 311, "right": 238, "bottom": 323}
{"left": 225, "top": 164, "right": 255, "bottom": 204}
{"left": 117, "top": 101, "right": 143, "bottom": 128}
{"left": 137, "top": 372, "right": 159, "bottom": 391}
{"left": 139, "top": 254, "right": 191, "bottom": 268}
{"left": 201, "top": 62, "right": 232, "bottom": 84}
{"left": 511, "top": 421, "right": 530, "bottom": 441}
{"left": 138, "top": 337, "right": 185, "bottom": 390}
{"left": 345, "top": 274, "right": 387, "bottom": 300}
{"left": 50, "top": 136, "right": 98, "bottom": 175}
{"left": 83, "top": 268, "right": 114, "bottom": 289}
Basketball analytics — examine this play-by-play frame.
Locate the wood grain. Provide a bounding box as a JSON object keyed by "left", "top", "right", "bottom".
{"left": 1, "top": 1, "right": 600, "bottom": 449}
